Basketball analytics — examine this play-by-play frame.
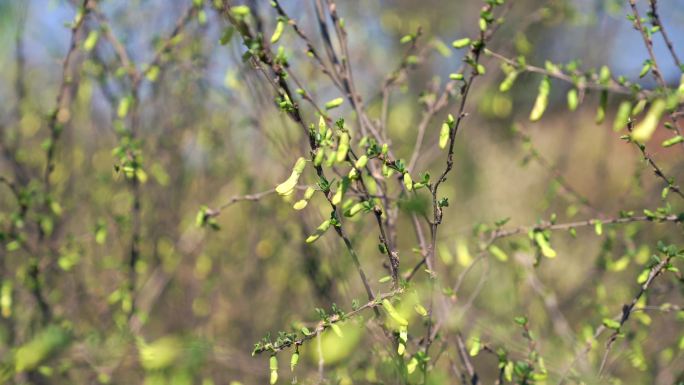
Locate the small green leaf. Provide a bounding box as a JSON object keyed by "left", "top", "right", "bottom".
{"left": 407, "top": 357, "right": 419, "bottom": 374}
{"left": 488, "top": 245, "right": 508, "bottom": 261}
{"left": 452, "top": 38, "right": 471, "bottom": 49}
{"left": 613, "top": 101, "right": 632, "bottom": 131}
{"left": 632, "top": 99, "right": 666, "bottom": 143}
{"left": 567, "top": 89, "right": 579, "bottom": 111}
{"left": 639, "top": 60, "right": 652, "bottom": 78}
{"left": 219, "top": 27, "right": 235, "bottom": 45}
{"left": 275, "top": 157, "right": 307, "bottom": 196}
{"left": 632, "top": 99, "right": 647, "bottom": 116}
{"left": 330, "top": 323, "right": 343, "bottom": 337}
{"left": 344, "top": 202, "right": 364, "bottom": 217}
{"left": 325, "top": 97, "right": 344, "bottom": 110}
{"left": 529, "top": 76, "right": 550, "bottom": 121}
{"left": 499, "top": 71, "right": 518, "bottom": 92}
{"left": 83, "top": 30, "right": 99, "bottom": 51}
{"left": 439, "top": 122, "right": 450, "bottom": 149}
{"left": 595, "top": 90, "right": 607, "bottom": 124}
{"left": 602, "top": 318, "right": 621, "bottom": 330}
{"left": 231, "top": 5, "right": 250, "bottom": 16}
{"left": 270, "top": 20, "right": 285, "bottom": 44}
{"left": 146, "top": 66, "right": 160, "bottom": 82}
{"left": 117, "top": 96, "right": 131, "bottom": 118}
{"left": 594, "top": 220, "right": 603, "bottom": 235}
{"left": 599, "top": 65, "right": 611, "bottom": 84}
{"left": 290, "top": 352, "right": 299, "bottom": 371}
{"left": 382, "top": 299, "right": 408, "bottom": 326}
{"left": 414, "top": 304, "right": 428, "bottom": 317}
{"left": 306, "top": 219, "right": 331, "bottom": 243}
{"left": 534, "top": 232, "right": 557, "bottom": 258}
{"left": 469, "top": 338, "right": 481, "bottom": 356}
{"left": 403, "top": 173, "right": 413, "bottom": 191}
{"left": 354, "top": 155, "right": 368, "bottom": 169}
{"left": 662, "top": 136, "right": 684, "bottom": 147}
{"left": 336, "top": 132, "right": 350, "bottom": 162}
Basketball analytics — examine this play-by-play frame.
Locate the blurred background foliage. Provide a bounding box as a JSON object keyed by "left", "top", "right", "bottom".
{"left": 1, "top": 0, "right": 684, "bottom": 384}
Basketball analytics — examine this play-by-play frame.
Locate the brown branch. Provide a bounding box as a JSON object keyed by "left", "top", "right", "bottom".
{"left": 628, "top": 0, "right": 666, "bottom": 89}
{"left": 252, "top": 289, "right": 401, "bottom": 355}
{"left": 597, "top": 256, "right": 673, "bottom": 377}
{"left": 491, "top": 213, "right": 681, "bottom": 240}
{"left": 456, "top": 333, "right": 480, "bottom": 385}
{"left": 558, "top": 253, "right": 675, "bottom": 383}
{"left": 626, "top": 120, "right": 684, "bottom": 201}
{"left": 648, "top": 0, "right": 681, "bottom": 69}
{"left": 218, "top": 0, "right": 381, "bottom": 303}
{"left": 486, "top": 49, "right": 648, "bottom": 98}
{"left": 43, "top": 0, "right": 91, "bottom": 194}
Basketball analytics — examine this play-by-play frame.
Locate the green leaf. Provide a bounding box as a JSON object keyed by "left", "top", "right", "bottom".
{"left": 269, "top": 356, "right": 278, "bottom": 385}
{"left": 414, "top": 304, "right": 428, "bottom": 317}
{"left": 137, "top": 335, "right": 182, "bottom": 371}
{"left": 599, "top": 65, "right": 611, "bottom": 84}
{"left": 407, "top": 357, "right": 419, "bottom": 374}
{"left": 488, "top": 245, "right": 508, "bottom": 261}
{"left": 567, "top": 89, "right": 579, "bottom": 111}
{"left": 382, "top": 299, "right": 408, "bottom": 326}
{"left": 344, "top": 202, "right": 364, "bottom": 217}
{"left": 499, "top": 71, "right": 518, "bottom": 92}
{"left": 325, "top": 97, "right": 344, "bottom": 110}
{"left": 117, "top": 96, "right": 131, "bottom": 118}
{"left": 305, "top": 219, "right": 331, "bottom": 243}
{"left": 231, "top": 5, "right": 250, "bottom": 16}
{"left": 275, "top": 157, "right": 307, "bottom": 196}
{"left": 290, "top": 352, "right": 299, "bottom": 371}
{"left": 270, "top": 20, "right": 285, "bottom": 44}
{"left": 219, "top": 27, "right": 235, "bottom": 45}
{"left": 639, "top": 60, "right": 652, "bottom": 78}
{"left": 469, "top": 338, "right": 481, "bottom": 356}
{"left": 146, "top": 65, "right": 160, "bottom": 82}
{"left": 613, "top": 101, "right": 632, "bottom": 131}
{"left": 83, "top": 30, "right": 99, "bottom": 51}
{"left": 534, "top": 232, "right": 557, "bottom": 258}
{"left": 336, "top": 132, "right": 350, "bottom": 163}
{"left": 15, "top": 326, "right": 71, "bottom": 372}
{"left": 602, "top": 318, "right": 621, "bottom": 330}
{"left": 431, "top": 38, "right": 452, "bottom": 57}
{"left": 330, "top": 323, "right": 343, "bottom": 337}
{"left": 403, "top": 173, "right": 413, "bottom": 191}
{"left": 452, "top": 38, "right": 471, "bottom": 49}
{"left": 632, "top": 99, "right": 647, "bottom": 116}
{"left": 662, "top": 136, "right": 684, "bottom": 147}
{"left": 632, "top": 99, "right": 666, "bottom": 143}
{"left": 354, "top": 155, "right": 368, "bottom": 169}
{"left": 595, "top": 90, "right": 607, "bottom": 124}
{"left": 331, "top": 177, "right": 350, "bottom": 205}
{"left": 439, "top": 122, "right": 450, "bottom": 149}
{"left": 529, "top": 76, "right": 550, "bottom": 121}
{"left": 594, "top": 220, "right": 603, "bottom": 235}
